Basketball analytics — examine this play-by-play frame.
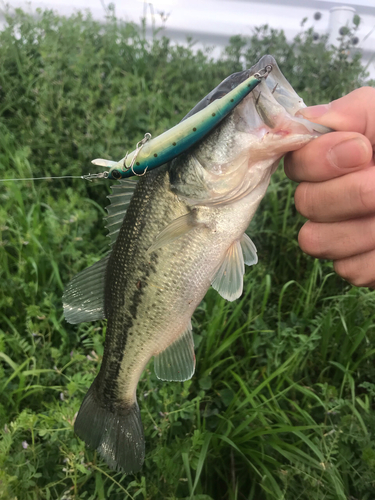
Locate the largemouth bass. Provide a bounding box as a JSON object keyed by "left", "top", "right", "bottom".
{"left": 63, "top": 55, "right": 331, "bottom": 473}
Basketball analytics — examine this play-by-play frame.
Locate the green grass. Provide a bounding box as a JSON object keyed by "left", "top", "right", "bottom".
{"left": 1, "top": 7, "right": 375, "bottom": 500}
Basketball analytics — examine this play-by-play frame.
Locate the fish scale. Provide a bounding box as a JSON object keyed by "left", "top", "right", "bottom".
{"left": 102, "top": 170, "right": 189, "bottom": 391}
{"left": 63, "top": 55, "right": 332, "bottom": 473}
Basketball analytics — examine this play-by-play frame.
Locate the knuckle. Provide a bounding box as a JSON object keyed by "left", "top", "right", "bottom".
{"left": 357, "top": 171, "right": 375, "bottom": 213}
{"left": 283, "top": 152, "right": 294, "bottom": 177}
{"left": 349, "top": 86, "right": 375, "bottom": 104}
{"left": 368, "top": 217, "right": 375, "bottom": 248}
{"left": 294, "top": 182, "right": 312, "bottom": 218}
{"left": 284, "top": 150, "right": 306, "bottom": 182}
{"left": 334, "top": 258, "right": 366, "bottom": 287}
{"left": 358, "top": 86, "right": 375, "bottom": 100}
{"left": 334, "top": 259, "right": 353, "bottom": 282}
{"left": 298, "top": 222, "right": 324, "bottom": 257}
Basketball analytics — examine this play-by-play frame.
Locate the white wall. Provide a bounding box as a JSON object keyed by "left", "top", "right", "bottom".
{"left": 3, "top": 0, "right": 375, "bottom": 78}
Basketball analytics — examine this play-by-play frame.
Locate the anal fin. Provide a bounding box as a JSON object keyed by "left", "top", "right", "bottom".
{"left": 154, "top": 322, "right": 195, "bottom": 381}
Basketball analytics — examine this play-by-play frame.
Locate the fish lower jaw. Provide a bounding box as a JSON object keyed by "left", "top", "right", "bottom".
{"left": 251, "top": 107, "right": 323, "bottom": 146}
{"left": 255, "top": 130, "right": 319, "bottom": 156}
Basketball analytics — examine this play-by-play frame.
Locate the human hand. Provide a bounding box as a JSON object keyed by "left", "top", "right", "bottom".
{"left": 284, "top": 87, "right": 375, "bottom": 287}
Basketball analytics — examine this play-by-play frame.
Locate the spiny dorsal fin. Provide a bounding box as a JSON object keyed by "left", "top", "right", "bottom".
{"left": 63, "top": 253, "right": 111, "bottom": 324}
{"left": 105, "top": 179, "right": 138, "bottom": 247}
{"left": 147, "top": 212, "right": 205, "bottom": 254}
{"left": 63, "top": 180, "right": 137, "bottom": 325}
{"left": 211, "top": 234, "right": 258, "bottom": 302}
{"left": 154, "top": 321, "right": 195, "bottom": 381}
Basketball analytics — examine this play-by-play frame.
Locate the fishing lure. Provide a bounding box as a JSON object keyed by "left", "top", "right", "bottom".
{"left": 0, "top": 66, "right": 271, "bottom": 185}
{"left": 89, "top": 65, "right": 272, "bottom": 180}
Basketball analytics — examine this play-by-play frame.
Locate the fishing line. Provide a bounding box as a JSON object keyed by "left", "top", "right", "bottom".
{"left": 1, "top": 66, "right": 274, "bottom": 185}
{"left": 0, "top": 175, "right": 97, "bottom": 182}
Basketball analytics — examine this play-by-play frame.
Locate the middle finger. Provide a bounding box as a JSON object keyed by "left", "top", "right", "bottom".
{"left": 294, "top": 166, "right": 375, "bottom": 222}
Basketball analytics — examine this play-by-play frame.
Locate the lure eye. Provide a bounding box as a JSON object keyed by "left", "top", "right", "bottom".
{"left": 111, "top": 169, "right": 122, "bottom": 180}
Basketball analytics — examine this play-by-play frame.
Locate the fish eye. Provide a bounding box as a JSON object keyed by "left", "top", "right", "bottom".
{"left": 111, "top": 169, "right": 122, "bottom": 180}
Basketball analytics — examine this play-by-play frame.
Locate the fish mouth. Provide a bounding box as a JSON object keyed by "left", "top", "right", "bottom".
{"left": 249, "top": 55, "right": 301, "bottom": 115}
{"left": 248, "top": 55, "right": 332, "bottom": 135}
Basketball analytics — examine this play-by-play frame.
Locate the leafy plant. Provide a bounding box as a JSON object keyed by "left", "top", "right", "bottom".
{"left": 0, "top": 7, "right": 374, "bottom": 500}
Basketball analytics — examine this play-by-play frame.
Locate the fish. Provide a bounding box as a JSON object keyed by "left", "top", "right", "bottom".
{"left": 91, "top": 69, "right": 265, "bottom": 179}
{"left": 62, "top": 55, "right": 332, "bottom": 474}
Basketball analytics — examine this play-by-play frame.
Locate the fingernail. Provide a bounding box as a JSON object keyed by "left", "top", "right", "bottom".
{"left": 298, "top": 104, "right": 330, "bottom": 119}
{"left": 328, "top": 137, "right": 369, "bottom": 169}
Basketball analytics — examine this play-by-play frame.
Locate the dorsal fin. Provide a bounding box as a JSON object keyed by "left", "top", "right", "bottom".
{"left": 63, "top": 180, "right": 138, "bottom": 325}
{"left": 63, "top": 253, "right": 111, "bottom": 324}
{"left": 105, "top": 179, "right": 138, "bottom": 246}
{"left": 154, "top": 321, "right": 195, "bottom": 381}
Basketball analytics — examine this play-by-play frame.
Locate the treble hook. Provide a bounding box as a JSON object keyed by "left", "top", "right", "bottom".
{"left": 123, "top": 133, "right": 152, "bottom": 177}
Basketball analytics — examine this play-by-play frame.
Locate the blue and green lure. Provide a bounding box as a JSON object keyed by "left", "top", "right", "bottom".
{"left": 91, "top": 65, "right": 272, "bottom": 180}
{"left": 0, "top": 65, "right": 272, "bottom": 184}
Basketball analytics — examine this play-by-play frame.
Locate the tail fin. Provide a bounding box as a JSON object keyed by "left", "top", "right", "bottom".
{"left": 74, "top": 383, "right": 145, "bottom": 474}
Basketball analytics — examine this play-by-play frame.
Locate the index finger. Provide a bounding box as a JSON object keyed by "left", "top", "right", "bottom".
{"left": 284, "top": 131, "right": 372, "bottom": 182}
{"left": 300, "top": 87, "right": 375, "bottom": 141}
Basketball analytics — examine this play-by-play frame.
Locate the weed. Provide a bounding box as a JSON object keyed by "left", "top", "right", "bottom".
{"left": 0, "top": 7, "right": 374, "bottom": 500}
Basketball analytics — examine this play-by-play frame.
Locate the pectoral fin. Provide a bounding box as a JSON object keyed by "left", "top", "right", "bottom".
{"left": 154, "top": 322, "right": 195, "bottom": 381}
{"left": 211, "top": 240, "right": 244, "bottom": 302}
{"left": 148, "top": 212, "right": 205, "bottom": 253}
{"left": 240, "top": 233, "right": 258, "bottom": 266}
{"left": 211, "top": 234, "right": 257, "bottom": 302}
